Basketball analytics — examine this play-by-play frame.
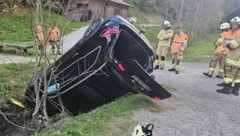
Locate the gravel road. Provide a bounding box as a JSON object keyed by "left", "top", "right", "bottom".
{"left": 132, "top": 62, "right": 240, "bottom": 136}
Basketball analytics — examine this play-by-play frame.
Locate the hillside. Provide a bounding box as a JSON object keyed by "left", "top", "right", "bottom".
{"left": 128, "top": 8, "right": 164, "bottom": 24}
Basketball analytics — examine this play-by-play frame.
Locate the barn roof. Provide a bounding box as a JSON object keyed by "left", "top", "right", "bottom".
{"left": 224, "top": 5, "right": 240, "bottom": 22}
{"left": 110, "top": 0, "right": 134, "bottom": 8}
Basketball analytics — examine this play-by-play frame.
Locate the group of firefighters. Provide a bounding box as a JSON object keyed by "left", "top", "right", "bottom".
{"left": 154, "top": 16, "right": 240, "bottom": 96}
{"left": 36, "top": 23, "right": 61, "bottom": 55}
{"left": 154, "top": 21, "right": 188, "bottom": 74}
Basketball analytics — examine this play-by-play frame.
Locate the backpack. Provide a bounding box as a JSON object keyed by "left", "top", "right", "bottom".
{"left": 132, "top": 124, "right": 154, "bottom": 136}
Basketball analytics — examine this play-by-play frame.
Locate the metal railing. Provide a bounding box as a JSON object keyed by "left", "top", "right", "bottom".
{"left": 48, "top": 46, "right": 105, "bottom": 98}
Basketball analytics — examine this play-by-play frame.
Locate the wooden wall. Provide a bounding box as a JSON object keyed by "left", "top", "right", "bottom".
{"left": 67, "top": 0, "right": 130, "bottom": 19}
{"left": 105, "top": 2, "right": 129, "bottom": 18}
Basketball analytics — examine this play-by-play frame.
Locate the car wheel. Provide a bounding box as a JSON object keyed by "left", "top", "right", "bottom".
{"left": 83, "top": 18, "right": 103, "bottom": 39}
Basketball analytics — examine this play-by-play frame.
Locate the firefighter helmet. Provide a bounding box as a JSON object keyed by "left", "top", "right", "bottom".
{"left": 231, "top": 16, "right": 240, "bottom": 24}
{"left": 219, "top": 23, "right": 230, "bottom": 30}
{"left": 163, "top": 21, "right": 171, "bottom": 27}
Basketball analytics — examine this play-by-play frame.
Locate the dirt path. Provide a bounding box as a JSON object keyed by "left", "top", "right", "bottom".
{"left": 0, "top": 26, "right": 88, "bottom": 64}
{"left": 132, "top": 62, "right": 240, "bottom": 136}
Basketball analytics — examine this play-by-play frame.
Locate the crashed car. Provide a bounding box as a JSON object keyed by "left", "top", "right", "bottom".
{"left": 25, "top": 15, "right": 171, "bottom": 115}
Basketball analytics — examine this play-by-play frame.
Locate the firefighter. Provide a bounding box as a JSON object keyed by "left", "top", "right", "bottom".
{"left": 48, "top": 23, "right": 61, "bottom": 55}
{"left": 36, "top": 24, "right": 44, "bottom": 54}
{"left": 217, "top": 16, "right": 240, "bottom": 96}
{"left": 154, "top": 21, "right": 173, "bottom": 70}
{"left": 168, "top": 27, "right": 188, "bottom": 74}
{"left": 203, "top": 23, "right": 233, "bottom": 78}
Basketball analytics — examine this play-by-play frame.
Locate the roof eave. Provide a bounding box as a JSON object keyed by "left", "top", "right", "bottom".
{"left": 109, "top": 0, "right": 134, "bottom": 8}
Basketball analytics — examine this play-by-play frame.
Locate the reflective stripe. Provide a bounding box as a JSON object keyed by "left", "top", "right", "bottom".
{"left": 225, "top": 38, "right": 233, "bottom": 41}
{"left": 218, "top": 69, "right": 224, "bottom": 73}
{"left": 224, "top": 78, "right": 240, "bottom": 83}
{"left": 155, "top": 60, "right": 160, "bottom": 65}
{"left": 209, "top": 68, "right": 215, "bottom": 72}
{"left": 172, "top": 41, "right": 184, "bottom": 44}
{"left": 230, "top": 40, "right": 239, "bottom": 48}
{"left": 234, "top": 79, "right": 240, "bottom": 83}
{"left": 226, "top": 59, "right": 240, "bottom": 67}
{"left": 224, "top": 78, "right": 233, "bottom": 83}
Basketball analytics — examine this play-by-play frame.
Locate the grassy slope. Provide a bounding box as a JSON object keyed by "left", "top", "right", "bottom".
{"left": 0, "top": 8, "right": 89, "bottom": 55}
{"left": 129, "top": 8, "right": 163, "bottom": 24}
{"left": 0, "top": 63, "right": 34, "bottom": 107}
{"left": 184, "top": 33, "right": 219, "bottom": 62}
{"left": 35, "top": 94, "right": 164, "bottom": 136}
{"left": 0, "top": 9, "right": 89, "bottom": 43}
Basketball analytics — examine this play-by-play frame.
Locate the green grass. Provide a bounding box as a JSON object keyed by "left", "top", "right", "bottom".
{"left": 0, "top": 8, "right": 89, "bottom": 55}
{"left": 35, "top": 94, "right": 164, "bottom": 136}
{"left": 184, "top": 33, "right": 219, "bottom": 62}
{"left": 143, "top": 26, "right": 160, "bottom": 49}
{"left": 0, "top": 63, "right": 34, "bottom": 107}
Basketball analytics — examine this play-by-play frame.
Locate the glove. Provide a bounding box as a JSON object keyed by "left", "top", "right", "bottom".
{"left": 179, "top": 51, "right": 183, "bottom": 56}
{"left": 226, "top": 44, "right": 233, "bottom": 50}
{"left": 213, "top": 41, "right": 217, "bottom": 45}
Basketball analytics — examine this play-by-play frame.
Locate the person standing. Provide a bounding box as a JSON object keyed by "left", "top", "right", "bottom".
{"left": 217, "top": 16, "right": 240, "bottom": 96}
{"left": 168, "top": 27, "right": 188, "bottom": 74}
{"left": 154, "top": 21, "right": 173, "bottom": 70}
{"left": 36, "top": 24, "right": 45, "bottom": 54}
{"left": 48, "top": 23, "right": 61, "bottom": 55}
{"left": 203, "top": 23, "right": 233, "bottom": 78}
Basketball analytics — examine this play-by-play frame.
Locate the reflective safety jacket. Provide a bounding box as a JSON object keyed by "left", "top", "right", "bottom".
{"left": 171, "top": 32, "right": 188, "bottom": 54}
{"left": 48, "top": 27, "right": 60, "bottom": 42}
{"left": 226, "top": 28, "right": 240, "bottom": 68}
{"left": 157, "top": 29, "right": 173, "bottom": 47}
{"left": 36, "top": 25, "right": 44, "bottom": 42}
{"left": 215, "top": 31, "right": 233, "bottom": 55}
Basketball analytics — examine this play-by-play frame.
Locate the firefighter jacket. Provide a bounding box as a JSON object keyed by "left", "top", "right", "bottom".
{"left": 226, "top": 28, "right": 240, "bottom": 68}
{"left": 215, "top": 31, "right": 233, "bottom": 55}
{"left": 157, "top": 29, "right": 173, "bottom": 47}
{"left": 171, "top": 32, "right": 188, "bottom": 54}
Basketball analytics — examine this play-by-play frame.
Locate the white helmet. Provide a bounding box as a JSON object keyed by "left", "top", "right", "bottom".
{"left": 219, "top": 22, "right": 230, "bottom": 30}
{"left": 231, "top": 16, "right": 240, "bottom": 24}
{"left": 163, "top": 20, "right": 171, "bottom": 27}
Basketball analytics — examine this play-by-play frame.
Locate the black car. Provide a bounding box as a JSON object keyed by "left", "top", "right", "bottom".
{"left": 25, "top": 15, "right": 171, "bottom": 115}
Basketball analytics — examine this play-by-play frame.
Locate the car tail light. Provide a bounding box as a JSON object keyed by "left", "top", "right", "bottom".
{"left": 100, "top": 28, "right": 119, "bottom": 37}
{"left": 117, "top": 63, "right": 126, "bottom": 72}
{"left": 153, "top": 96, "right": 160, "bottom": 101}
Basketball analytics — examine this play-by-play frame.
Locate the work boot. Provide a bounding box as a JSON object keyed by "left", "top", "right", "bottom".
{"left": 216, "top": 85, "right": 231, "bottom": 94}
{"left": 216, "top": 75, "right": 223, "bottom": 79}
{"left": 154, "top": 65, "right": 160, "bottom": 69}
{"left": 217, "top": 82, "right": 230, "bottom": 87}
{"left": 175, "top": 71, "right": 179, "bottom": 74}
{"left": 232, "top": 83, "right": 240, "bottom": 96}
{"left": 203, "top": 72, "right": 212, "bottom": 78}
{"left": 168, "top": 68, "right": 176, "bottom": 72}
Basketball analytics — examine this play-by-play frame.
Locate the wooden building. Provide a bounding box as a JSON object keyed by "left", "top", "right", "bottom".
{"left": 64, "top": 0, "right": 134, "bottom": 21}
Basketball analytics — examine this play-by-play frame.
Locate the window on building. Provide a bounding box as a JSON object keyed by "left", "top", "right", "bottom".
{"left": 114, "top": 8, "right": 121, "bottom": 15}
